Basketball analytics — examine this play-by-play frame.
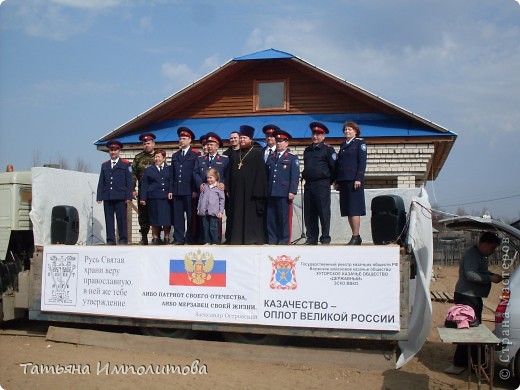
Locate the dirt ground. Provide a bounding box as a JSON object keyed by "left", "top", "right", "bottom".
{"left": 1, "top": 264, "right": 519, "bottom": 390}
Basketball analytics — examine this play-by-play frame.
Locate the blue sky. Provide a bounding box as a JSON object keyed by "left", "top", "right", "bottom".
{"left": 1, "top": 0, "right": 519, "bottom": 221}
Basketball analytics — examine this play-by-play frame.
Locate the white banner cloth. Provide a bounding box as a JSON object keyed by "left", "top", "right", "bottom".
{"left": 29, "top": 168, "right": 432, "bottom": 366}
{"left": 41, "top": 245, "right": 401, "bottom": 331}
{"left": 30, "top": 167, "right": 105, "bottom": 246}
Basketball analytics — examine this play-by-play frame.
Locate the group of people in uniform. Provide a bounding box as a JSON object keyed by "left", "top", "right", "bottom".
{"left": 96, "top": 120, "right": 367, "bottom": 246}
{"left": 300, "top": 121, "right": 367, "bottom": 245}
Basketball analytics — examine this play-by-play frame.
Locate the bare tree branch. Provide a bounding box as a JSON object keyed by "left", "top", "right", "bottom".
{"left": 32, "top": 149, "right": 43, "bottom": 167}
{"left": 75, "top": 157, "right": 91, "bottom": 173}
{"left": 56, "top": 154, "right": 69, "bottom": 170}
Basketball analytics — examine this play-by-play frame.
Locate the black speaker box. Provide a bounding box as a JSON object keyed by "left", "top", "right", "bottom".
{"left": 371, "top": 195, "right": 406, "bottom": 245}
{"left": 51, "top": 205, "right": 79, "bottom": 245}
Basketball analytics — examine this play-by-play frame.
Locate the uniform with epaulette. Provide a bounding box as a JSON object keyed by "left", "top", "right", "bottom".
{"left": 193, "top": 153, "right": 228, "bottom": 186}
{"left": 140, "top": 156, "right": 172, "bottom": 245}
{"left": 193, "top": 132, "right": 229, "bottom": 188}
{"left": 131, "top": 132, "right": 156, "bottom": 244}
{"left": 302, "top": 122, "right": 337, "bottom": 245}
{"left": 170, "top": 127, "right": 200, "bottom": 245}
{"left": 96, "top": 140, "right": 132, "bottom": 245}
{"left": 265, "top": 129, "right": 300, "bottom": 245}
{"left": 335, "top": 133, "right": 367, "bottom": 240}
{"left": 335, "top": 121, "right": 367, "bottom": 245}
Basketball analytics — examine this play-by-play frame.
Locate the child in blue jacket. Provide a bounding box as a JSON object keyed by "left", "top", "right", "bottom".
{"left": 197, "top": 168, "right": 225, "bottom": 244}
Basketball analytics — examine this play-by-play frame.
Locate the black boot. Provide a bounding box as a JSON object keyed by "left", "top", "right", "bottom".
{"left": 139, "top": 234, "right": 148, "bottom": 245}
{"left": 347, "top": 235, "right": 362, "bottom": 245}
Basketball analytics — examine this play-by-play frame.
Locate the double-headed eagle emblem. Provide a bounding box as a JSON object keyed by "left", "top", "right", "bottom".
{"left": 184, "top": 249, "right": 214, "bottom": 285}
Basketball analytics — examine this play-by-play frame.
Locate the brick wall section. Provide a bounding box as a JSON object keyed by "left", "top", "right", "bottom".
{"left": 288, "top": 142, "right": 434, "bottom": 188}
{"left": 365, "top": 143, "right": 434, "bottom": 188}
{"left": 119, "top": 142, "right": 435, "bottom": 242}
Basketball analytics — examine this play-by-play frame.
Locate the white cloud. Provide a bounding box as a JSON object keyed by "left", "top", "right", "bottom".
{"left": 201, "top": 54, "right": 224, "bottom": 73}
{"left": 1, "top": 0, "right": 178, "bottom": 41}
{"left": 2, "top": 0, "right": 153, "bottom": 40}
{"left": 1, "top": 0, "right": 98, "bottom": 40}
{"left": 244, "top": 27, "right": 266, "bottom": 52}
{"left": 17, "top": 79, "right": 119, "bottom": 108}
{"left": 244, "top": 19, "right": 318, "bottom": 56}
{"left": 138, "top": 16, "right": 153, "bottom": 33}
{"left": 161, "top": 62, "right": 199, "bottom": 94}
{"left": 49, "top": 0, "right": 123, "bottom": 10}
{"left": 241, "top": 4, "right": 520, "bottom": 142}
{"left": 161, "top": 53, "right": 226, "bottom": 94}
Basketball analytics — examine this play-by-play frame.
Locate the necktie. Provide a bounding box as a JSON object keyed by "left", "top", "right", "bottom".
{"left": 266, "top": 148, "right": 274, "bottom": 162}
{"left": 112, "top": 161, "right": 116, "bottom": 168}
{"left": 159, "top": 165, "right": 163, "bottom": 172}
{"left": 209, "top": 155, "right": 214, "bottom": 164}
{"left": 182, "top": 150, "right": 185, "bottom": 157}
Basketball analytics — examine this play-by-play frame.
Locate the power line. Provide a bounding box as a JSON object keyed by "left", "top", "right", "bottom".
{"left": 439, "top": 194, "right": 520, "bottom": 208}
{"left": 429, "top": 183, "right": 520, "bottom": 204}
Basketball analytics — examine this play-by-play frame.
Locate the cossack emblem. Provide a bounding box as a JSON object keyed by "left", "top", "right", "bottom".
{"left": 269, "top": 254, "right": 300, "bottom": 290}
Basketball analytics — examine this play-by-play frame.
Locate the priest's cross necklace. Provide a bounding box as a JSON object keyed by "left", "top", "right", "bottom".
{"left": 238, "top": 146, "right": 254, "bottom": 169}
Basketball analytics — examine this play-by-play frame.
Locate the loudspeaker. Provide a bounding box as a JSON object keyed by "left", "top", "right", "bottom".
{"left": 51, "top": 205, "right": 79, "bottom": 245}
{"left": 371, "top": 195, "right": 406, "bottom": 245}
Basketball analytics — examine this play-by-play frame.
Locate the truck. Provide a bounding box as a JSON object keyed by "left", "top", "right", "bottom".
{"left": 0, "top": 171, "right": 33, "bottom": 321}
{"left": 0, "top": 168, "right": 433, "bottom": 368}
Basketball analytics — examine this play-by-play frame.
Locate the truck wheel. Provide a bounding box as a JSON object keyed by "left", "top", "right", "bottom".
{"left": 222, "top": 332, "right": 286, "bottom": 345}
{"left": 140, "top": 327, "right": 193, "bottom": 339}
{"left": 515, "top": 350, "right": 520, "bottom": 380}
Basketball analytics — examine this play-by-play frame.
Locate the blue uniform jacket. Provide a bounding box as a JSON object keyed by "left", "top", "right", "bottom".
{"left": 140, "top": 164, "right": 172, "bottom": 200}
{"left": 266, "top": 151, "right": 300, "bottom": 197}
{"left": 170, "top": 148, "right": 200, "bottom": 196}
{"left": 193, "top": 153, "right": 229, "bottom": 188}
{"left": 335, "top": 138, "right": 367, "bottom": 182}
{"left": 96, "top": 159, "right": 132, "bottom": 201}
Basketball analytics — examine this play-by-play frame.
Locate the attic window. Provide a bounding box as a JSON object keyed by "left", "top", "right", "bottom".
{"left": 254, "top": 80, "right": 288, "bottom": 111}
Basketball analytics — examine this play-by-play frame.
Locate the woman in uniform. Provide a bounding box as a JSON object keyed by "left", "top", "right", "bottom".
{"left": 335, "top": 121, "right": 367, "bottom": 245}
{"left": 140, "top": 149, "right": 172, "bottom": 244}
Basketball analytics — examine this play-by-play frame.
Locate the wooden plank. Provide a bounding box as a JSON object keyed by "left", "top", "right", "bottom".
{"left": 169, "top": 62, "right": 377, "bottom": 118}
{"left": 443, "top": 292, "right": 455, "bottom": 303}
{"left": 431, "top": 291, "right": 442, "bottom": 301}
{"left": 437, "top": 325, "right": 499, "bottom": 345}
{"left": 45, "top": 326, "right": 394, "bottom": 369}
{"left": 0, "top": 329, "right": 46, "bottom": 337}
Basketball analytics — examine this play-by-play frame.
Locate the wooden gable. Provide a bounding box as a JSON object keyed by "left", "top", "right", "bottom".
{"left": 155, "top": 59, "right": 393, "bottom": 120}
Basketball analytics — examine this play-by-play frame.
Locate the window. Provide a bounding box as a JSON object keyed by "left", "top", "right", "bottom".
{"left": 20, "top": 187, "right": 32, "bottom": 204}
{"left": 254, "top": 80, "right": 288, "bottom": 111}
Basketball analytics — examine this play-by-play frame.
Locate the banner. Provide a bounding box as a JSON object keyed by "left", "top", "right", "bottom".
{"left": 41, "top": 245, "right": 400, "bottom": 331}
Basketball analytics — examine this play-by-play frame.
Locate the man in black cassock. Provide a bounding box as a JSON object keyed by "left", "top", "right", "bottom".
{"left": 226, "top": 125, "right": 267, "bottom": 244}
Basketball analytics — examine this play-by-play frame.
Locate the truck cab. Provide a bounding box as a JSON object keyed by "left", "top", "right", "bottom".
{"left": 0, "top": 171, "right": 33, "bottom": 320}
